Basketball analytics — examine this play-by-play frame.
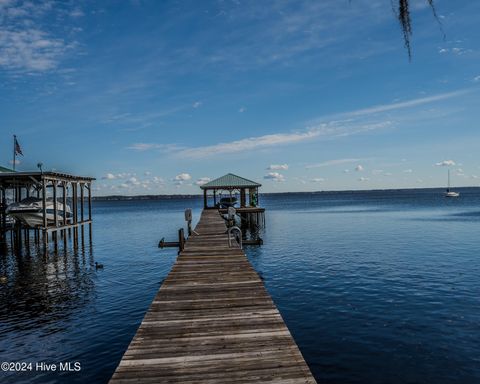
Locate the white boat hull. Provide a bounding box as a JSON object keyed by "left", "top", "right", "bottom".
{"left": 6, "top": 197, "right": 72, "bottom": 228}
{"left": 445, "top": 191, "right": 460, "bottom": 198}
{"left": 8, "top": 212, "right": 70, "bottom": 227}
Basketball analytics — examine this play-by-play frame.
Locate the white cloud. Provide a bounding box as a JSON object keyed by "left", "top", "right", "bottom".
{"left": 0, "top": 2, "right": 79, "bottom": 73}
{"left": 473, "top": 75, "right": 480, "bottom": 82}
{"left": 435, "top": 160, "right": 456, "bottom": 167}
{"left": 102, "top": 173, "right": 116, "bottom": 180}
{"left": 267, "top": 164, "right": 289, "bottom": 170}
{"left": 144, "top": 171, "right": 151, "bottom": 176}
{"left": 195, "top": 177, "right": 211, "bottom": 186}
{"left": 239, "top": 107, "right": 246, "bottom": 113}
{"left": 127, "top": 143, "right": 183, "bottom": 152}
{"left": 264, "top": 172, "right": 285, "bottom": 182}
{"left": 193, "top": 101, "right": 202, "bottom": 108}
{"left": 174, "top": 173, "right": 192, "bottom": 181}
{"left": 358, "top": 177, "right": 369, "bottom": 182}
{"left": 119, "top": 183, "right": 129, "bottom": 189}
{"left": 116, "top": 172, "right": 134, "bottom": 179}
{"left": 127, "top": 177, "right": 140, "bottom": 185}
{"left": 343, "top": 169, "right": 350, "bottom": 173}
{"left": 371, "top": 169, "right": 383, "bottom": 175}
{"left": 70, "top": 8, "right": 84, "bottom": 18}
{"left": 0, "top": 29, "right": 70, "bottom": 72}
{"left": 153, "top": 176, "right": 164, "bottom": 183}
{"left": 310, "top": 178, "right": 325, "bottom": 182}
{"left": 341, "top": 90, "right": 470, "bottom": 118}
{"left": 9, "top": 159, "right": 20, "bottom": 165}
{"left": 177, "top": 121, "right": 390, "bottom": 159}
{"left": 306, "top": 158, "right": 361, "bottom": 169}
{"left": 355, "top": 165, "right": 364, "bottom": 172}
{"left": 128, "top": 143, "right": 161, "bottom": 151}
{"left": 403, "top": 169, "right": 413, "bottom": 173}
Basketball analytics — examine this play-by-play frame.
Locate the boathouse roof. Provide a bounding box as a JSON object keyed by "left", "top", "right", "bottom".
{"left": 0, "top": 171, "right": 95, "bottom": 187}
{"left": 0, "top": 165, "right": 14, "bottom": 173}
{"left": 200, "top": 173, "right": 261, "bottom": 190}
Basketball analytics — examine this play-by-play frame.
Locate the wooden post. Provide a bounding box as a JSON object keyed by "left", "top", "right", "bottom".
{"left": 178, "top": 228, "right": 185, "bottom": 253}
{"left": 80, "top": 182, "right": 84, "bottom": 223}
{"left": 1, "top": 188, "right": 6, "bottom": 236}
{"left": 73, "top": 227, "right": 78, "bottom": 249}
{"left": 62, "top": 182, "right": 67, "bottom": 228}
{"left": 80, "top": 183, "right": 85, "bottom": 223}
{"left": 213, "top": 190, "right": 217, "bottom": 207}
{"left": 42, "top": 177, "right": 47, "bottom": 229}
{"left": 53, "top": 181, "right": 58, "bottom": 228}
{"left": 240, "top": 188, "right": 246, "bottom": 207}
{"left": 43, "top": 229, "right": 48, "bottom": 252}
{"left": 203, "top": 189, "right": 207, "bottom": 208}
{"left": 72, "top": 183, "right": 78, "bottom": 224}
{"left": 87, "top": 182, "right": 92, "bottom": 221}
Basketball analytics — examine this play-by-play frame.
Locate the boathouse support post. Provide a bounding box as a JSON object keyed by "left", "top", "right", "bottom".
{"left": 0, "top": 188, "right": 6, "bottom": 243}
{"left": 203, "top": 189, "right": 207, "bottom": 208}
{"left": 62, "top": 182, "right": 67, "bottom": 235}
{"left": 42, "top": 177, "right": 47, "bottom": 230}
{"left": 80, "top": 182, "right": 84, "bottom": 223}
{"left": 73, "top": 182, "right": 78, "bottom": 225}
{"left": 87, "top": 183, "right": 92, "bottom": 221}
{"left": 53, "top": 181, "right": 58, "bottom": 229}
{"left": 87, "top": 182, "right": 92, "bottom": 244}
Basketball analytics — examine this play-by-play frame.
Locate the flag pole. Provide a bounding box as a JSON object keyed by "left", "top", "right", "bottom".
{"left": 13, "top": 135, "right": 16, "bottom": 171}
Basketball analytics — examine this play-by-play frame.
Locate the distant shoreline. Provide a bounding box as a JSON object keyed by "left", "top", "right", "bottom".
{"left": 92, "top": 186, "right": 480, "bottom": 201}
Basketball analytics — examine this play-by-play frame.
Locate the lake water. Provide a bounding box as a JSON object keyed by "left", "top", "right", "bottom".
{"left": 1, "top": 189, "right": 479, "bottom": 383}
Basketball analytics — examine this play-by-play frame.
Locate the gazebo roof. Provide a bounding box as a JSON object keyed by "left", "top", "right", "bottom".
{"left": 200, "top": 173, "right": 261, "bottom": 190}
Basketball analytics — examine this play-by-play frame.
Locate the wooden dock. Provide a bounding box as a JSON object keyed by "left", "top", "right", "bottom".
{"left": 110, "top": 209, "right": 316, "bottom": 384}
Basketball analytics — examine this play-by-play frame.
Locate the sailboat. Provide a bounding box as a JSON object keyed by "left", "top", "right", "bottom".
{"left": 445, "top": 169, "right": 459, "bottom": 198}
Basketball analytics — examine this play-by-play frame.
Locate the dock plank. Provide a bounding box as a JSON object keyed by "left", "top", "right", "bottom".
{"left": 109, "top": 209, "right": 316, "bottom": 384}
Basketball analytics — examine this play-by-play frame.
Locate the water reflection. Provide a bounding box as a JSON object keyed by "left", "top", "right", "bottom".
{"left": 0, "top": 229, "right": 96, "bottom": 333}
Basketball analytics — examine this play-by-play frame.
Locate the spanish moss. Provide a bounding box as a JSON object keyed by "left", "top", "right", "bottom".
{"left": 396, "top": 0, "right": 441, "bottom": 60}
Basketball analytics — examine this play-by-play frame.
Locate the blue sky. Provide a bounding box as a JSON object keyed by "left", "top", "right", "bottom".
{"left": 1, "top": 0, "right": 480, "bottom": 195}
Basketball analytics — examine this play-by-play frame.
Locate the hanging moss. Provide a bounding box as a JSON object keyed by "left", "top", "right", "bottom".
{"left": 397, "top": 0, "right": 440, "bottom": 59}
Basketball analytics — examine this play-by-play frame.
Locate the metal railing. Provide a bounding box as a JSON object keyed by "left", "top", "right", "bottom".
{"left": 227, "top": 226, "right": 242, "bottom": 249}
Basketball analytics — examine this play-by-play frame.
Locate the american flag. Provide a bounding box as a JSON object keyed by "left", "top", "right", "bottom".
{"left": 14, "top": 135, "right": 23, "bottom": 156}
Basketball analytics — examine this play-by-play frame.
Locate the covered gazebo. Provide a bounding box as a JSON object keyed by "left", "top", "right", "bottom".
{"left": 200, "top": 173, "right": 261, "bottom": 209}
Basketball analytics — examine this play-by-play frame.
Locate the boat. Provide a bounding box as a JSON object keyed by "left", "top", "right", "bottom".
{"left": 6, "top": 197, "right": 72, "bottom": 227}
{"left": 445, "top": 169, "right": 459, "bottom": 198}
{"left": 217, "top": 196, "right": 237, "bottom": 208}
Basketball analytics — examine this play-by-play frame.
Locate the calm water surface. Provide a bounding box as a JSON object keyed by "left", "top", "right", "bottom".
{"left": 1, "top": 189, "right": 479, "bottom": 383}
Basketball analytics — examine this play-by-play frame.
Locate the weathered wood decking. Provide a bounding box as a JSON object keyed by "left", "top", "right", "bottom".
{"left": 110, "top": 209, "right": 316, "bottom": 384}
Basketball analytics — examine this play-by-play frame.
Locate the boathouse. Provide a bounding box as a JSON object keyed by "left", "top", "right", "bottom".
{"left": 0, "top": 170, "right": 95, "bottom": 249}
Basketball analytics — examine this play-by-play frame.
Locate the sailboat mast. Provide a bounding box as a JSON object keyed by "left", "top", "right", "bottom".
{"left": 447, "top": 168, "right": 451, "bottom": 192}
